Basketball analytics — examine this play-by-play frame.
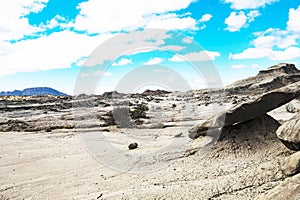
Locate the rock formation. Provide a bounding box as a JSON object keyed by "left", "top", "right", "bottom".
{"left": 226, "top": 63, "right": 300, "bottom": 95}
{"left": 189, "top": 81, "right": 300, "bottom": 139}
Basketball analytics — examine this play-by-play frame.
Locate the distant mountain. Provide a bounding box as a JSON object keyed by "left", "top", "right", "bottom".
{"left": 0, "top": 87, "right": 67, "bottom": 96}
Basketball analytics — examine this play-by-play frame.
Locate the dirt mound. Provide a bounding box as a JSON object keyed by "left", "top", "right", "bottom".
{"left": 207, "top": 114, "right": 281, "bottom": 156}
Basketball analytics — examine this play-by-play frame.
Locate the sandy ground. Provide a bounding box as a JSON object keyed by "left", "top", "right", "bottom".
{"left": 0, "top": 100, "right": 299, "bottom": 200}
{"left": 0, "top": 131, "right": 291, "bottom": 199}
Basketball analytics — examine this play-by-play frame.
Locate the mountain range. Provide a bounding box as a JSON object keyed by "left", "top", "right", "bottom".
{"left": 0, "top": 87, "right": 67, "bottom": 96}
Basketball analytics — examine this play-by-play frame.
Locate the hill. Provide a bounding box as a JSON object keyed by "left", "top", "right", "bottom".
{"left": 0, "top": 87, "right": 67, "bottom": 96}
{"left": 226, "top": 63, "right": 300, "bottom": 94}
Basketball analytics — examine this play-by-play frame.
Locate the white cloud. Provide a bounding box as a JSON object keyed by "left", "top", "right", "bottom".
{"left": 187, "top": 51, "right": 221, "bottom": 61}
{"left": 252, "top": 35, "right": 277, "bottom": 48}
{"left": 169, "top": 55, "right": 185, "bottom": 62}
{"left": 112, "top": 58, "right": 133, "bottom": 66}
{"left": 247, "top": 10, "right": 260, "bottom": 22}
{"left": 0, "top": 0, "right": 202, "bottom": 76}
{"left": 229, "top": 47, "right": 300, "bottom": 61}
{"left": 73, "top": 0, "right": 196, "bottom": 33}
{"left": 253, "top": 29, "right": 298, "bottom": 49}
{"left": 145, "top": 14, "right": 197, "bottom": 30}
{"left": 230, "top": 64, "right": 262, "bottom": 69}
{"left": 182, "top": 37, "right": 193, "bottom": 44}
{"left": 199, "top": 14, "right": 213, "bottom": 22}
{"left": 225, "top": 11, "right": 247, "bottom": 32}
{"left": 143, "top": 57, "right": 163, "bottom": 65}
{"left": 0, "top": 31, "right": 113, "bottom": 76}
{"left": 0, "top": 0, "right": 48, "bottom": 41}
{"left": 83, "top": 29, "right": 171, "bottom": 67}
{"left": 199, "top": 24, "right": 207, "bottom": 30}
{"left": 125, "top": 48, "right": 157, "bottom": 56}
{"left": 39, "top": 15, "right": 69, "bottom": 29}
{"left": 287, "top": 5, "right": 300, "bottom": 32}
{"left": 223, "top": 0, "right": 278, "bottom": 10}
{"left": 169, "top": 50, "right": 220, "bottom": 62}
{"left": 270, "top": 47, "right": 300, "bottom": 60}
{"left": 229, "top": 7, "right": 300, "bottom": 61}
{"left": 13, "top": 29, "right": 167, "bottom": 71}
{"left": 225, "top": 10, "right": 260, "bottom": 32}
{"left": 229, "top": 48, "right": 272, "bottom": 59}
{"left": 277, "top": 34, "right": 299, "bottom": 49}
{"left": 160, "top": 45, "right": 185, "bottom": 51}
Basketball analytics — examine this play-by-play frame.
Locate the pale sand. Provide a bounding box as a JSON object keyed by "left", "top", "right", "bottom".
{"left": 0, "top": 101, "right": 299, "bottom": 199}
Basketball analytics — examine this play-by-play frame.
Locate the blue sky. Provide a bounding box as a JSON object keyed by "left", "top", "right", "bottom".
{"left": 1, "top": 0, "right": 300, "bottom": 94}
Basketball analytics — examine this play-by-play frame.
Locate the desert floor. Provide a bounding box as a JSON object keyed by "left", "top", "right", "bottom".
{"left": 1, "top": 99, "right": 299, "bottom": 200}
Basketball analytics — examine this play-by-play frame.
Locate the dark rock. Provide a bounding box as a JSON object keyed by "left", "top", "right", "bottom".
{"left": 45, "top": 128, "right": 52, "bottom": 132}
{"left": 128, "top": 142, "right": 138, "bottom": 150}
{"left": 141, "top": 89, "right": 171, "bottom": 96}
{"left": 102, "top": 91, "right": 125, "bottom": 99}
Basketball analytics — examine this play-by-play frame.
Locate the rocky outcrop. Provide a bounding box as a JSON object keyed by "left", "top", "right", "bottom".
{"left": 0, "top": 119, "right": 32, "bottom": 132}
{"left": 280, "top": 151, "right": 300, "bottom": 176}
{"left": 258, "top": 63, "right": 299, "bottom": 76}
{"left": 102, "top": 91, "right": 125, "bottom": 99}
{"left": 226, "top": 63, "right": 300, "bottom": 95}
{"left": 141, "top": 89, "right": 171, "bottom": 96}
{"left": 189, "top": 81, "right": 300, "bottom": 139}
{"left": 256, "top": 173, "right": 300, "bottom": 200}
{"left": 276, "top": 114, "right": 300, "bottom": 151}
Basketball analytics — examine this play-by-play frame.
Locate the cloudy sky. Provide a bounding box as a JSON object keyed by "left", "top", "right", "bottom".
{"left": 1, "top": 0, "right": 300, "bottom": 94}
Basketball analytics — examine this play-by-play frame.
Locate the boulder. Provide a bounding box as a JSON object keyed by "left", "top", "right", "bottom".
{"left": 276, "top": 114, "right": 300, "bottom": 151}
{"left": 256, "top": 173, "right": 300, "bottom": 200}
{"left": 280, "top": 151, "right": 300, "bottom": 176}
{"left": 189, "top": 81, "right": 300, "bottom": 139}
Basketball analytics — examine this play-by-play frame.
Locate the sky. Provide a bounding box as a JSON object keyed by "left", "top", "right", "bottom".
{"left": 1, "top": 0, "right": 300, "bottom": 95}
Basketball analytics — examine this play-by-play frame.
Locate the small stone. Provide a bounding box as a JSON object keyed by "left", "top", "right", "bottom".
{"left": 128, "top": 142, "right": 138, "bottom": 150}
{"left": 174, "top": 133, "right": 182, "bottom": 138}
